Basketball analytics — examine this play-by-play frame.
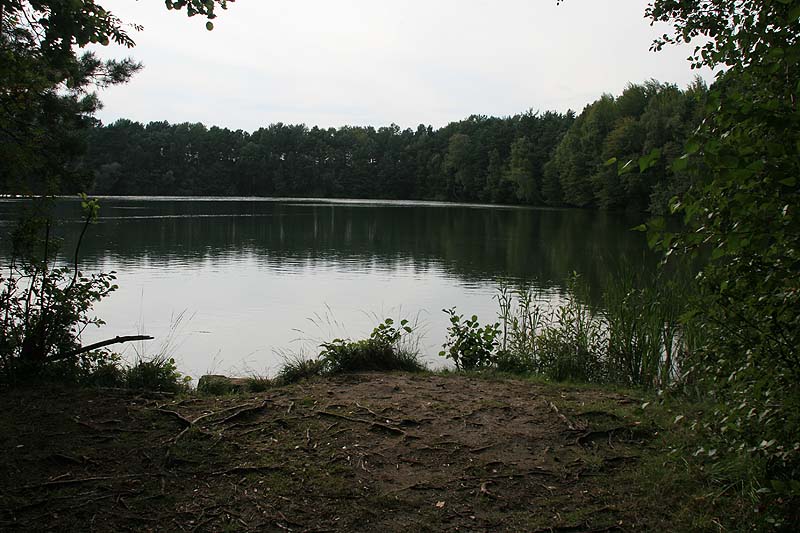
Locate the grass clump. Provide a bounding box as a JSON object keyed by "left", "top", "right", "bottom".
{"left": 245, "top": 375, "right": 272, "bottom": 392}
{"left": 124, "top": 355, "right": 189, "bottom": 393}
{"left": 275, "top": 354, "right": 327, "bottom": 386}
{"left": 276, "top": 318, "right": 425, "bottom": 385}
{"left": 319, "top": 318, "right": 424, "bottom": 374}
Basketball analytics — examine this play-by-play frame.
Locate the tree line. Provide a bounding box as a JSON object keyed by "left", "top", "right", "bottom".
{"left": 79, "top": 79, "right": 706, "bottom": 213}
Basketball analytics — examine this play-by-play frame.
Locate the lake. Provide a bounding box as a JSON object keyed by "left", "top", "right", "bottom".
{"left": 0, "top": 197, "right": 653, "bottom": 379}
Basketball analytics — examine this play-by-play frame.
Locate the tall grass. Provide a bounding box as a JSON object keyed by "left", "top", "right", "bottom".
{"left": 535, "top": 277, "right": 607, "bottom": 383}
{"left": 492, "top": 270, "right": 696, "bottom": 389}
{"left": 495, "top": 285, "right": 542, "bottom": 374}
{"left": 122, "top": 310, "right": 193, "bottom": 392}
{"left": 275, "top": 317, "right": 426, "bottom": 385}
{"left": 602, "top": 266, "right": 691, "bottom": 388}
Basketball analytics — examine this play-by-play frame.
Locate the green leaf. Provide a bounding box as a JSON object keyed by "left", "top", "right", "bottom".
{"left": 206, "top": 21, "right": 214, "bottom": 31}
{"left": 638, "top": 148, "right": 661, "bottom": 172}
{"left": 672, "top": 155, "right": 689, "bottom": 172}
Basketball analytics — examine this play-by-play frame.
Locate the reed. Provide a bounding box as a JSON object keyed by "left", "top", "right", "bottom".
{"left": 492, "top": 269, "right": 696, "bottom": 389}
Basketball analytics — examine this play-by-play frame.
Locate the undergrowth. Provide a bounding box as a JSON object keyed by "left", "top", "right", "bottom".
{"left": 277, "top": 317, "right": 424, "bottom": 384}
{"left": 441, "top": 271, "right": 694, "bottom": 389}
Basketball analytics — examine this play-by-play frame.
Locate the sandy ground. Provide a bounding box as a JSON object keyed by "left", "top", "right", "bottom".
{"left": 1, "top": 373, "right": 663, "bottom": 532}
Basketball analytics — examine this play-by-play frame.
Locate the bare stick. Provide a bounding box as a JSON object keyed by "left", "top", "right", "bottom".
{"left": 315, "top": 410, "right": 406, "bottom": 436}
{"left": 22, "top": 474, "right": 144, "bottom": 490}
{"left": 212, "top": 465, "right": 281, "bottom": 476}
{"left": 49, "top": 335, "right": 154, "bottom": 362}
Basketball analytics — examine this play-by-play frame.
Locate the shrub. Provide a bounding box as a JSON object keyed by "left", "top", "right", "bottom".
{"left": 439, "top": 308, "right": 501, "bottom": 371}
{"left": 125, "top": 355, "right": 189, "bottom": 393}
{"left": 0, "top": 197, "right": 119, "bottom": 384}
{"left": 318, "top": 318, "right": 424, "bottom": 373}
{"left": 82, "top": 357, "right": 126, "bottom": 388}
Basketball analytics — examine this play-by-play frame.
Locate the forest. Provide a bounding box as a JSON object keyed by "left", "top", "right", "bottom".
{"left": 77, "top": 79, "right": 706, "bottom": 213}
{"left": 1, "top": 0, "right": 798, "bottom": 528}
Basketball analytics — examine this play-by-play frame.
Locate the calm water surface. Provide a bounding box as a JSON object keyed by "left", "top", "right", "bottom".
{"left": 0, "top": 197, "right": 652, "bottom": 378}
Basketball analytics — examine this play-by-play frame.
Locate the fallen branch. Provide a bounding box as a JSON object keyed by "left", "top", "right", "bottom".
{"left": 212, "top": 465, "right": 281, "bottom": 476}
{"left": 479, "top": 480, "right": 500, "bottom": 499}
{"left": 315, "top": 410, "right": 407, "bottom": 436}
{"left": 464, "top": 467, "right": 557, "bottom": 481}
{"left": 545, "top": 400, "right": 586, "bottom": 432}
{"left": 157, "top": 402, "right": 267, "bottom": 442}
{"left": 469, "top": 443, "right": 498, "bottom": 454}
{"left": 49, "top": 335, "right": 154, "bottom": 362}
{"left": 22, "top": 474, "right": 144, "bottom": 490}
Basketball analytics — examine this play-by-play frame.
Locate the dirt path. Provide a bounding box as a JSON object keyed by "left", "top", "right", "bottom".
{"left": 0, "top": 373, "right": 661, "bottom": 532}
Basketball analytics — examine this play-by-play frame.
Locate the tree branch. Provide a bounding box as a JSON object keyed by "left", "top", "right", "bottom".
{"left": 49, "top": 335, "right": 154, "bottom": 362}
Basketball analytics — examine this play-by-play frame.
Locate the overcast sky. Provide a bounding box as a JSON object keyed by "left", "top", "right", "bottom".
{"left": 93, "top": 1, "right": 709, "bottom": 132}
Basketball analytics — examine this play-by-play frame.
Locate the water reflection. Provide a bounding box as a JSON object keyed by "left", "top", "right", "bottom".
{"left": 0, "top": 197, "right": 653, "bottom": 378}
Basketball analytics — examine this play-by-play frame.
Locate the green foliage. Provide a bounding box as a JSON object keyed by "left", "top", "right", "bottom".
{"left": 602, "top": 267, "right": 690, "bottom": 388}
{"left": 0, "top": 199, "right": 118, "bottom": 382}
{"left": 0, "top": 3, "right": 140, "bottom": 193}
{"left": 643, "top": 0, "right": 800, "bottom": 515}
{"left": 439, "top": 308, "right": 501, "bottom": 370}
{"left": 1, "top": 0, "right": 232, "bottom": 194}
{"left": 471, "top": 272, "right": 694, "bottom": 387}
{"left": 275, "top": 354, "right": 327, "bottom": 385}
{"left": 545, "top": 80, "right": 706, "bottom": 212}
{"left": 1, "top": 0, "right": 233, "bottom": 385}
{"left": 76, "top": 92, "right": 701, "bottom": 211}
{"left": 124, "top": 355, "right": 188, "bottom": 393}
{"left": 78, "top": 111, "right": 575, "bottom": 204}
{"left": 245, "top": 376, "right": 272, "bottom": 393}
{"left": 318, "top": 318, "right": 423, "bottom": 374}
{"left": 82, "top": 357, "right": 126, "bottom": 388}
{"left": 534, "top": 275, "right": 606, "bottom": 383}
{"left": 494, "top": 284, "right": 541, "bottom": 374}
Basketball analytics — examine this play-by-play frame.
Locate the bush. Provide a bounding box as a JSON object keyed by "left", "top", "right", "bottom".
{"left": 439, "top": 308, "right": 500, "bottom": 371}
{"left": 318, "top": 318, "right": 424, "bottom": 374}
{"left": 82, "top": 358, "right": 126, "bottom": 388}
{"left": 456, "top": 273, "right": 694, "bottom": 386}
{"left": 0, "top": 197, "right": 118, "bottom": 384}
{"left": 124, "top": 356, "right": 189, "bottom": 393}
